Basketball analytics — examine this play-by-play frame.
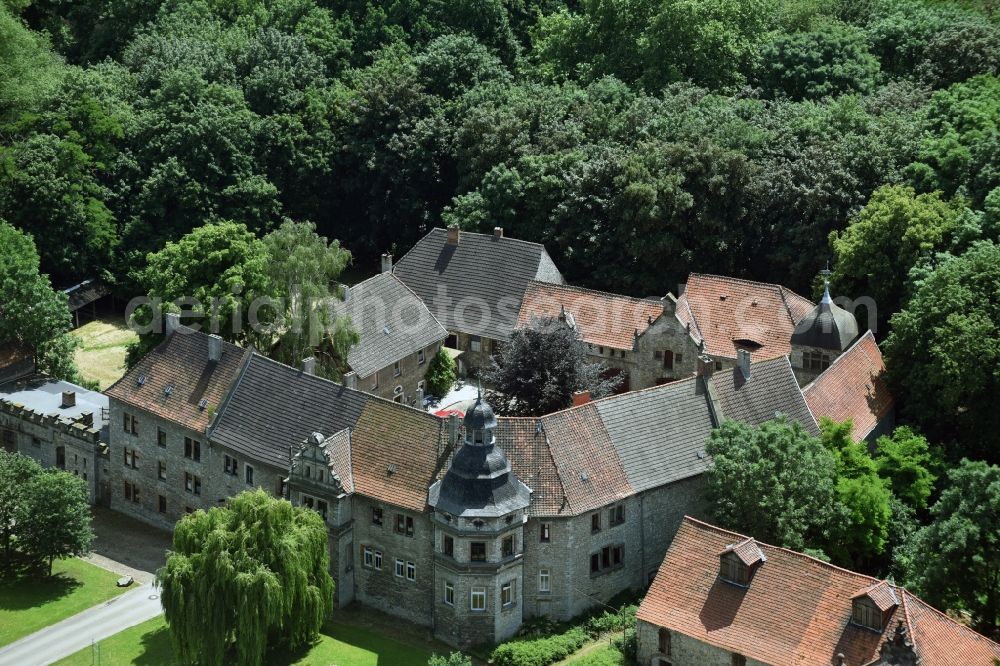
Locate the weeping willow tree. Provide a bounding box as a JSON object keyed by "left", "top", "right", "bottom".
{"left": 157, "top": 490, "right": 334, "bottom": 665}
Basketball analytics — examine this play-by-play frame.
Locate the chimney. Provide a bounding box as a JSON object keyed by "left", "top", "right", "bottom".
{"left": 661, "top": 293, "right": 677, "bottom": 316}
{"left": 446, "top": 225, "right": 459, "bottom": 246}
{"left": 493, "top": 227, "right": 503, "bottom": 239}
{"left": 342, "top": 285, "right": 350, "bottom": 302}
{"left": 61, "top": 391, "right": 76, "bottom": 408}
{"left": 448, "top": 412, "right": 460, "bottom": 447}
{"left": 301, "top": 357, "right": 316, "bottom": 375}
{"left": 572, "top": 390, "right": 591, "bottom": 407}
{"left": 737, "top": 348, "right": 751, "bottom": 380}
{"left": 207, "top": 334, "right": 223, "bottom": 362}
{"left": 697, "top": 355, "right": 715, "bottom": 378}
{"left": 415, "top": 387, "right": 425, "bottom": 406}
{"left": 343, "top": 371, "right": 357, "bottom": 390}
{"left": 76, "top": 411, "right": 94, "bottom": 427}
{"left": 381, "top": 253, "right": 393, "bottom": 273}
{"left": 165, "top": 312, "right": 181, "bottom": 337}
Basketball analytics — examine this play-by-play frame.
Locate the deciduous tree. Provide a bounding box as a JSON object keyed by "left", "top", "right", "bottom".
{"left": 158, "top": 490, "right": 334, "bottom": 666}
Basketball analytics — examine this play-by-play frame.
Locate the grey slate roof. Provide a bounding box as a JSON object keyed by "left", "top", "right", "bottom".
{"left": 1, "top": 377, "right": 109, "bottom": 438}
{"left": 790, "top": 286, "right": 859, "bottom": 352}
{"left": 210, "top": 352, "right": 371, "bottom": 469}
{"left": 713, "top": 355, "right": 820, "bottom": 436}
{"left": 594, "top": 377, "right": 716, "bottom": 493}
{"left": 338, "top": 272, "right": 447, "bottom": 378}
{"left": 392, "top": 228, "right": 564, "bottom": 340}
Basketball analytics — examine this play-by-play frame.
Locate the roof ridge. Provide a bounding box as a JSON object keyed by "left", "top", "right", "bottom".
{"left": 680, "top": 516, "right": 882, "bottom": 584}
{"left": 525, "top": 279, "right": 663, "bottom": 305}
{"left": 902, "top": 589, "right": 1000, "bottom": 649}
{"left": 688, "top": 272, "right": 810, "bottom": 298}
{"left": 802, "top": 329, "right": 879, "bottom": 395}
{"left": 207, "top": 347, "right": 254, "bottom": 438}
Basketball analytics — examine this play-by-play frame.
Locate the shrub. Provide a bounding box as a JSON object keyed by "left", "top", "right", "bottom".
{"left": 425, "top": 347, "right": 457, "bottom": 397}
{"left": 611, "top": 627, "right": 636, "bottom": 660}
{"left": 428, "top": 652, "right": 472, "bottom": 666}
{"left": 490, "top": 627, "right": 588, "bottom": 666}
{"left": 585, "top": 604, "right": 637, "bottom": 636}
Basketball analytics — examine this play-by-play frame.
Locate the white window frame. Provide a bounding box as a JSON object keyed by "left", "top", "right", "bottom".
{"left": 406, "top": 561, "right": 416, "bottom": 581}
{"left": 373, "top": 550, "right": 382, "bottom": 570}
{"left": 444, "top": 581, "right": 454, "bottom": 606}
{"left": 501, "top": 580, "right": 514, "bottom": 607}
{"left": 471, "top": 587, "right": 486, "bottom": 611}
{"left": 469, "top": 336, "right": 482, "bottom": 353}
{"left": 395, "top": 559, "right": 405, "bottom": 578}
{"left": 539, "top": 568, "right": 550, "bottom": 593}
{"left": 363, "top": 546, "right": 374, "bottom": 568}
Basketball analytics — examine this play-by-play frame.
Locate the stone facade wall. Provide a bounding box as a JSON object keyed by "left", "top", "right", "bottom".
{"left": 359, "top": 341, "right": 442, "bottom": 405}
{"left": 351, "top": 495, "right": 435, "bottom": 627}
{"left": 431, "top": 511, "right": 527, "bottom": 648}
{"left": 637, "top": 620, "right": 766, "bottom": 666}
{"left": 790, "top": 344, "right": 844, "bottom": 387}
{"left": 0, "top": 398, "right": 105, "bottom": 503}
{"left": 449, "top": 331, "right": 500, "bottom": 376}
{"left": 639, "top": 475, "right": 711, "bottom": 587}
{"left": 108, "top": 398, "right": 216, "bottom": 530}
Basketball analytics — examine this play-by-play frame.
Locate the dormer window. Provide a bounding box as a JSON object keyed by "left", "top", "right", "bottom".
{"left": 851, "top": 581, "right": 898, "bottom": 632}
{"left": 719, "top": 538, "right": 765, "bottom": 587}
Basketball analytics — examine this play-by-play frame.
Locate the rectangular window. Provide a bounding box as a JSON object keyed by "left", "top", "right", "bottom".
{"left": 157, "top": 429, "right": 167, "bottom": 448}
{"left": 471, "top": 587, "right": 486, "bottom": 611}
{"left": 224, "top": 454, "right": 238, "bottom": 476}
{"left": 470, "top": 542, "right": 486, "bottom": 562}
{"left": 601, "top": 546, "right": 611, "bottom": 569}
{"left": 732, "top": 655, "right": 747, "bottom": 666}
{"left": 469, "top": 336, "right": 482, "bottom": 353}
{"left": 395, "top": 514, "right": 414, "bottom": 537}
{"left": 591, "top": 513, "right": 601, "bottom": 533}
{"left": 417, "top": 349, "right": 425, "bottom": 364}
{"left": 393, "top": 360, "right": 401, "bottom": 377}
{"left": 443, "top": 535, "right": 454, "bottom": 557}
{"left": 539, "top": 569, "right": 550, "bottom": 593}
{"left": 158, "top": 495, "right": 167, "bottom": 514}
{"left": 158, "top": 461, "right": 166, "bottom": 481}
{"left": 185, "top": 473, "right": 201, "bottom": 495}
{"left": 395, "top": 559, "right": 405, "bottom": 578}
{"left": 245, "top": 464, "right": 254, "bottom": 486}
{"left": 590, "top": 553, "right": 600, "bottom": 574}
{"left": 123, "top": 481, "right": 132, "bottom": 502}
{"left": 502, "top": 535, "right": 514, "bottom": 558}
{"left": 609, "top": 504, "right": 625, "bottom": 526}
{"left": 613, "top": 544, "right": 624, "bottom": 566}
{"left": 540, "top": 522, "right": 551, "bottom": 542}
{"left": 444, "top": 581, "right": 455, "bottom": 606}
{"left": 374, "top": 550, "right": 382, "bottom": 570}
{"left": 317, "top": 500, "right": 328, "bottom": 521}
{"left": 123, "top": 412, "right": 138, "bottom": 435}
{"left": 501, "top": 580, "right": 514, "bottom": 607}
{"left": 184, "top": 437, "right": 201, "bottom": 462}
{"left": 406, "top": 562, "right": 416, "bottom": 581}
{"left": 363, "top": 546, "right": 374, "bottom": 568}
{"left": 372, "top": 507, "right": 383, "bottom": 526}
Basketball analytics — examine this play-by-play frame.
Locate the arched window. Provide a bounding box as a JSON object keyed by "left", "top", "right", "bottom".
{"left": 658, "top": 628, "right": 671, "bottom": 655}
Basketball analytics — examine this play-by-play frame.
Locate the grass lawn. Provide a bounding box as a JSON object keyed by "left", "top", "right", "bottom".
{"left": 562, "top": 643, "right": 627, "bottom": 665}
{"left": 0, "top": 558, "right": 128, "bottom": 647}
{"left": 54, "top": 616, "right": 439, "bottom": 665}
{"left": 74, "top": 317, "right": 137, "bottom": 390}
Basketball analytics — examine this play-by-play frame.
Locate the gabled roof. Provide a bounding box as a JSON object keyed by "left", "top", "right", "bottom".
{"left": 723, "top": 537, "right": 766, "bottom": 566}
{"left": 594, "top": 377, "right": 716, "bottom": 493}
{"left": 210, "top": 352, "right": 388, "bottom": 469}
{"left": 713, "top": 355, "right": 820, "bottom": 436}
{"left": 338, "top": 272, "right": 447, "bottom": 378}
{"left": 105, "top": 329, "right": 247, "bottom": 433}
{"left": 324, "top": 428, "right": 355, "bottom": 495}
{"left": 676, "top": 273, "right": 814, "bottom": 361}
{"left": 516, "top": 281, "right": 665, "bottom": 351}
{"left": 392, "top": 228, "right": 563, "bottom": 341}
{"left": 638, "top": 517, "right": 1000, "bottom": 666}
{"left": 854, "top": 581, "right": 900, "bottom": 612}
{"left": 803, "top": 331, "right": 893, "bottom": 441}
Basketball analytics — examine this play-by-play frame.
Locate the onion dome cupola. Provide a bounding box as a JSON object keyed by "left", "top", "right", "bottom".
{"left": 791, "top": 283, "right": 859, "bottom": 352}
{"left": 428, "top": 387, "right": 531, "bottom": 518}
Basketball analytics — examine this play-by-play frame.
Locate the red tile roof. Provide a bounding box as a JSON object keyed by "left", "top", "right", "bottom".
{"left": 105, "top": 329, "right": 247, "bottom": 433}
{"left": 803, "top": 331, "right": 893, "bottom": 441}
{"left": 516, "top": 281, "right": 665, "bottom": 351}
{"left": 638, "top": 517, "right": 1000, "bottom": 666}
{"left": 723, "top": 537, "right": 765, "bottom": 566}
{"left": 855, "top": 581, "right": 900, "bottom": 612}
{"left": 676, "top": 273, "right": 814, "bottom": 360}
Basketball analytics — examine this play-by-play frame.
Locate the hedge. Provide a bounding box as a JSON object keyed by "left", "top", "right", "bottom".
{"left": 490, "top": 627, "right": 589, "bottom": 666}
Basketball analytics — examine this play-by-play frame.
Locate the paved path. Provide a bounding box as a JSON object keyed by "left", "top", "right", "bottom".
{"left": 0, "top": 583, "right": 163, "bottom": 666}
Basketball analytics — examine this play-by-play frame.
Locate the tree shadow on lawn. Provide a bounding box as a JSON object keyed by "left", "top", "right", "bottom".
{"left": 132, "top": 623, "right": 176, "bottom": 666}
{"left": 0, "top": 572, "right": 82, "bottom": 611}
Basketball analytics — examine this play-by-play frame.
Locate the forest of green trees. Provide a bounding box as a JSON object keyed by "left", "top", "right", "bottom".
{"left": 3, "top": 0, "right": 1000, "bottom": 638}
